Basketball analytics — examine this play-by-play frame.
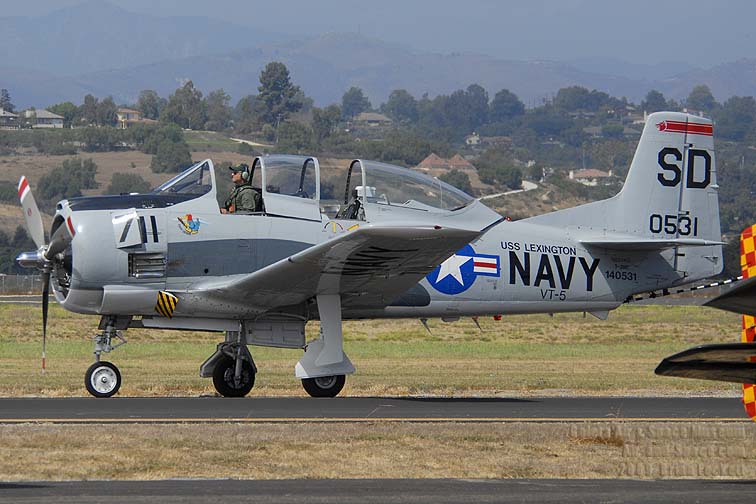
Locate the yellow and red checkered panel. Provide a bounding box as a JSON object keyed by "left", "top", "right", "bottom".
{"left": 740, "top": 225, "right": 756, "bottom": 421}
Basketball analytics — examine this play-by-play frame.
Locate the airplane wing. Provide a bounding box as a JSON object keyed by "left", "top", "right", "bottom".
{"left": 703, "top": 276, "right": 756, "bottom": 315}
{"left": 194, "top": 223, "right": 480, "bottom": 310}
{"left": 655, "top": 343, "right": 756, "bottom": 384}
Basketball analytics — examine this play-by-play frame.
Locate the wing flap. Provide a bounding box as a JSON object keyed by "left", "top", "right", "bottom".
{"left": 198, "top": 224, "right": 480, "bottom": 310}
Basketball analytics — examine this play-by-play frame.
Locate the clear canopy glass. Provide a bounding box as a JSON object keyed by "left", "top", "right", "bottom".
{"left": 258, "top": 155, "right": 317, "bottom": 199}
{"left": 153, "top": 161, "right": 213, "bottom": 197}
{"left": 353, "top": 160, "right": 473, "bottom": 212}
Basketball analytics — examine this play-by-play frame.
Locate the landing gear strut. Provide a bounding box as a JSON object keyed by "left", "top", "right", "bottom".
{"left": 85, "top": 317, "right": 128, "bottom": 398}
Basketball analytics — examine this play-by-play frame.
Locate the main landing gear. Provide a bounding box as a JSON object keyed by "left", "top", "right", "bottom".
{"left": 85, "top": 317, "right": 127, "bottom": 398}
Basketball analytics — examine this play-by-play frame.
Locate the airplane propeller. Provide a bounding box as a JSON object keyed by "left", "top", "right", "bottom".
{"left": 17, "top": 176, "right": 73, "bottom": 372}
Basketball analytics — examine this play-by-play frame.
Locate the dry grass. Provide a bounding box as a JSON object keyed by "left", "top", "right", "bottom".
{"left": 1, "top": 421, "right": 755, "bottom": 480}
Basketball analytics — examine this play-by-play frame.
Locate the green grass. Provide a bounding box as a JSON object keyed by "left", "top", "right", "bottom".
{"left": 183, "top": 131, "right": 241, "bottom": 152}
{"left": 0, "top": 303, "right": 744, "bottom": 396}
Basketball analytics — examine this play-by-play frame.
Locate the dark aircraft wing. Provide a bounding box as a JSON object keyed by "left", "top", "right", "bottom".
{"left": 196, "top": 223, "right": 479, "bottom": 310}
{"left": 655, "top": 343, "right": 756, "bottom": 384}
{"left": 703, "top": 276, "right": 756, "bottom": 315}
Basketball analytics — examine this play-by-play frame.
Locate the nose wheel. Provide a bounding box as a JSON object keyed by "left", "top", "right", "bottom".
{"left": 85, "top": 361, "right": 122, "bottom": 398}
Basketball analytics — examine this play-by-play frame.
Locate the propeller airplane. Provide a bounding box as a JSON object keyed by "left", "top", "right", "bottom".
{"left": 17, "top": 111, "right": 723, "bottom": 398}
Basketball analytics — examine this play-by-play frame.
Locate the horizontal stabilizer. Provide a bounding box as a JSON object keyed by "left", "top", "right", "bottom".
{"left": 703, "top": 277, "right": 756, "bottom": 315}
{"left": 580, "top": 237, "right": 723, "bottom": 251}
{"left": 655, "top": 343, "right": 756, "bottom": 384}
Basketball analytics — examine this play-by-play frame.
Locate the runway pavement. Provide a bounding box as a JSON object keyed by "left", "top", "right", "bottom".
{"left": 0, "top": 396, "right": 746, "bottom": 423}
{"left": 3, "top": 479, "right": 756, "bottom": 503}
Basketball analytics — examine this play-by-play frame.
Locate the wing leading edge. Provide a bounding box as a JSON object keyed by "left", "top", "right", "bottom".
{"left": 196, "top": 223, "right": 481, "bottom": 311}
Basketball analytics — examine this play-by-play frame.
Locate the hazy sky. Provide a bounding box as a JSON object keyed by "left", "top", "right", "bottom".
{"left": 5, "top": 0, "right": 755, "bottom": 66}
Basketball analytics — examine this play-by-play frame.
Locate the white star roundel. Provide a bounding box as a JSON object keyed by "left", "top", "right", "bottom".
{"left": 426, "top": 245, "right": 500, "bottom": 295}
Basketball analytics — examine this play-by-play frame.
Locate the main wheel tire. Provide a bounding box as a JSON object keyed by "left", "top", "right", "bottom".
{"left": 212, "top": 358, "right": 255, "bottom": 398}
{"left": 85, "top": 361, "right": 121, "bottom": 398}
{"left": 301, "top": 374, "right": 345, "bottom": 398}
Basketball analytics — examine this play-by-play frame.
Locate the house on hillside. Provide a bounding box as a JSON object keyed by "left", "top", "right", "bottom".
{"left": 353, "top": 112, "right": 392, "bottom": 127}
{"left": 417, "top": 153, "right": 477, "bottom": 173}
{"left": 0, "top": 109, "right": 19, "bottom": 129}
{"left": 116, "top": 108, "right": 157, "bottom": 129}
{"left": 465, "top": 132, "right": 480, "bottom": 146}
{"left": 569, "top": 168, "right": 614, "bottom": 186}
{"left": 23, "top": 109, "right": 64, "bottom": 128}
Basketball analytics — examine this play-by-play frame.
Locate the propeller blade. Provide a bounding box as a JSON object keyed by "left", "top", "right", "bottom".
{"left": 18, "top": 176, "right": 45, "bottom": 250}
{"left": 41, "top": 270, "right": 50, "bottom": 373}
{"left": 45, "top": 218, "right": 73, "bottom": 260}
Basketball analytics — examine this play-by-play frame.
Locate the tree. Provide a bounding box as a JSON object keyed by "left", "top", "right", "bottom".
{"left": 256, "top": 62, "right": 303, "bottom": 126}
{"left": 554, "top": 86, "right": 609, "bottom": 112}
{"left": 37, "top": 158, "right": 99, "bottom": 209}
{"left": 276, "top": 122, "right": 313, "bottom": 152}
{"left": 234, "top": 95, "right": 260, "bottom": 134}
{"left": 715, "top": 96, "right": 756, "bottom": 141}
{"left": 204, "top": 89, "right": 232, "bottom": 131}
{"left": 686, "top": 84, "right": 718, "bottom": 112}
{"left": 489, "top": 89, "right": 525, "bottom": 122}
{"left": 382, "top": 89, "right": 418, "bottom": 123}
{"left": 136, "top": 90, "right": 165, "bottom": 120}
{"left": 0, "top": 89, "right": 14, "bottom": 112}
{"left": 150, "top": 138, "right": 192, "bottom": 173}
{"left": 311, "top": 105, "right": 341, "bottom": 143}
{"left": 80, "top": 94, "right": 99, "bottom": 125}
{"left": 107, "top": 173, "right": 152, "bottom": 194}
{"left": 341, "top": 87, "right": 371, "bottom": 119}
{"left": 641, "top": 90, "right": 667, "bottom": 113}
{"left": 79, "top": 126, "right": 120, "bottom": 152}
{"left": 439, "top": 169, "right": 473, "bottom": 195}
{"left": 96, "top": 96, "right": 118, "bottom": 126}
{"left": 161, "top": 80, "right": 207, "bottom": 130}
{"left": 47, "top": 102, "right": 79, "bottom": 128}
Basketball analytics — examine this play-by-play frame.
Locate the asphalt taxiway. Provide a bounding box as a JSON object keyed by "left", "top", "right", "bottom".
{"left": 3, "top": 479, "right": 756, "bottom": 504}
{"left": 0, "top": 396, "right": 746, "bottom": 423}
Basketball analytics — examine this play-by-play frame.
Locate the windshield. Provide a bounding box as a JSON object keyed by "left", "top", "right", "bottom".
{"left": 357, "top": 160, "right": 474, "bottom": 211}
{"left": 262, "top": 155, "right": 318, "bottom": 199}
{"left": 153, "top": 161, "right": 212, "bottom": 196}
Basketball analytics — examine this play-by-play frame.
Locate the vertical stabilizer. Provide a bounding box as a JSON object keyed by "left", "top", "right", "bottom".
{"left": 527, "top": 111, "right": 722, "bottom": 282}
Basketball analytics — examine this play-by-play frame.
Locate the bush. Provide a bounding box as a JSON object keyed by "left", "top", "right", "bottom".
{"left": 106, "top": 173, "right": 152, "bottom": 195}
{"left": 150, "top": 140, "right": 192, "bottom": 173}
{"left": 439, "top": 169, "right": 474, "bottom": 195}
{"left": 237, "top": 142, "right": 257, "bottom": 155}
{"left": 36, "top": 158, "right": 99, "bottom": 210}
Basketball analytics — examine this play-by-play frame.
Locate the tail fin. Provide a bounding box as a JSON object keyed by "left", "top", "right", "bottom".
{"left": 527, "top": 111, "right": 722, "bottom": 282}
{"left": 740, "top": 226, "right": 756, "bottom": 421}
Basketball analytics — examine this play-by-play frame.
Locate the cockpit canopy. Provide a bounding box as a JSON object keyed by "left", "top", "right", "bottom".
{"left": 153, "top": 160, "right": 213, "bottom": 197}
{"left": 343, "top": 159, "right": 473, "bottom": 212}
{"left": 147, "top": 156, "right": 476, "bottom": 221}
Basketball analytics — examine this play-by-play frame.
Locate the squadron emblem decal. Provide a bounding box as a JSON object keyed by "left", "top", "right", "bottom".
{"left": 178, "top": 214, "right": 201, "bottom": 235}
{"left": 426, "top": 244, "right": 500, "bottom": 295}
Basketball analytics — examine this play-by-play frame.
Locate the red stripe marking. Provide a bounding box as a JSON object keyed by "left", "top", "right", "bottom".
{"left": 656, "top": 120, "right": 713, "bottom": 136}
{"left": 473, "top": 260, "right": 496, "bottom": 267}
{"left": 66, "top": 216, "right": 75, "bottom": 236}
{"left": 17, "top": 177, "right": 28, "bottom": 199}
{"left": 745, "top": 397, "right": 756, "bottom": 419}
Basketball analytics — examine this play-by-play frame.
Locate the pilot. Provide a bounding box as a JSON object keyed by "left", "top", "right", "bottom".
{"left": 221, "top": 163, "right": 260, "bottom": 214}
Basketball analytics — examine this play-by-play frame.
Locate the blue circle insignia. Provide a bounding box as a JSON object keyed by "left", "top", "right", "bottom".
{"left": 426, "top": 244, "right": 478, "bottom": 295}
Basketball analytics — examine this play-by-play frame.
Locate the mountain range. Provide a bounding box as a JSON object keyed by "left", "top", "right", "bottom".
{"left": 2, "top": 1, "right": 755, "bottom": 109}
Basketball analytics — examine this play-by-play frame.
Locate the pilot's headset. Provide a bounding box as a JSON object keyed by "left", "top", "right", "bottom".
{"left": 238, "top": 163, "right": 250, "bottom": 182}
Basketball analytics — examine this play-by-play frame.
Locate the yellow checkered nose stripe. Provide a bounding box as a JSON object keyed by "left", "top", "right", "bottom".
{"left": 155, "top": 291, "right": 178, "bottom": 318}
